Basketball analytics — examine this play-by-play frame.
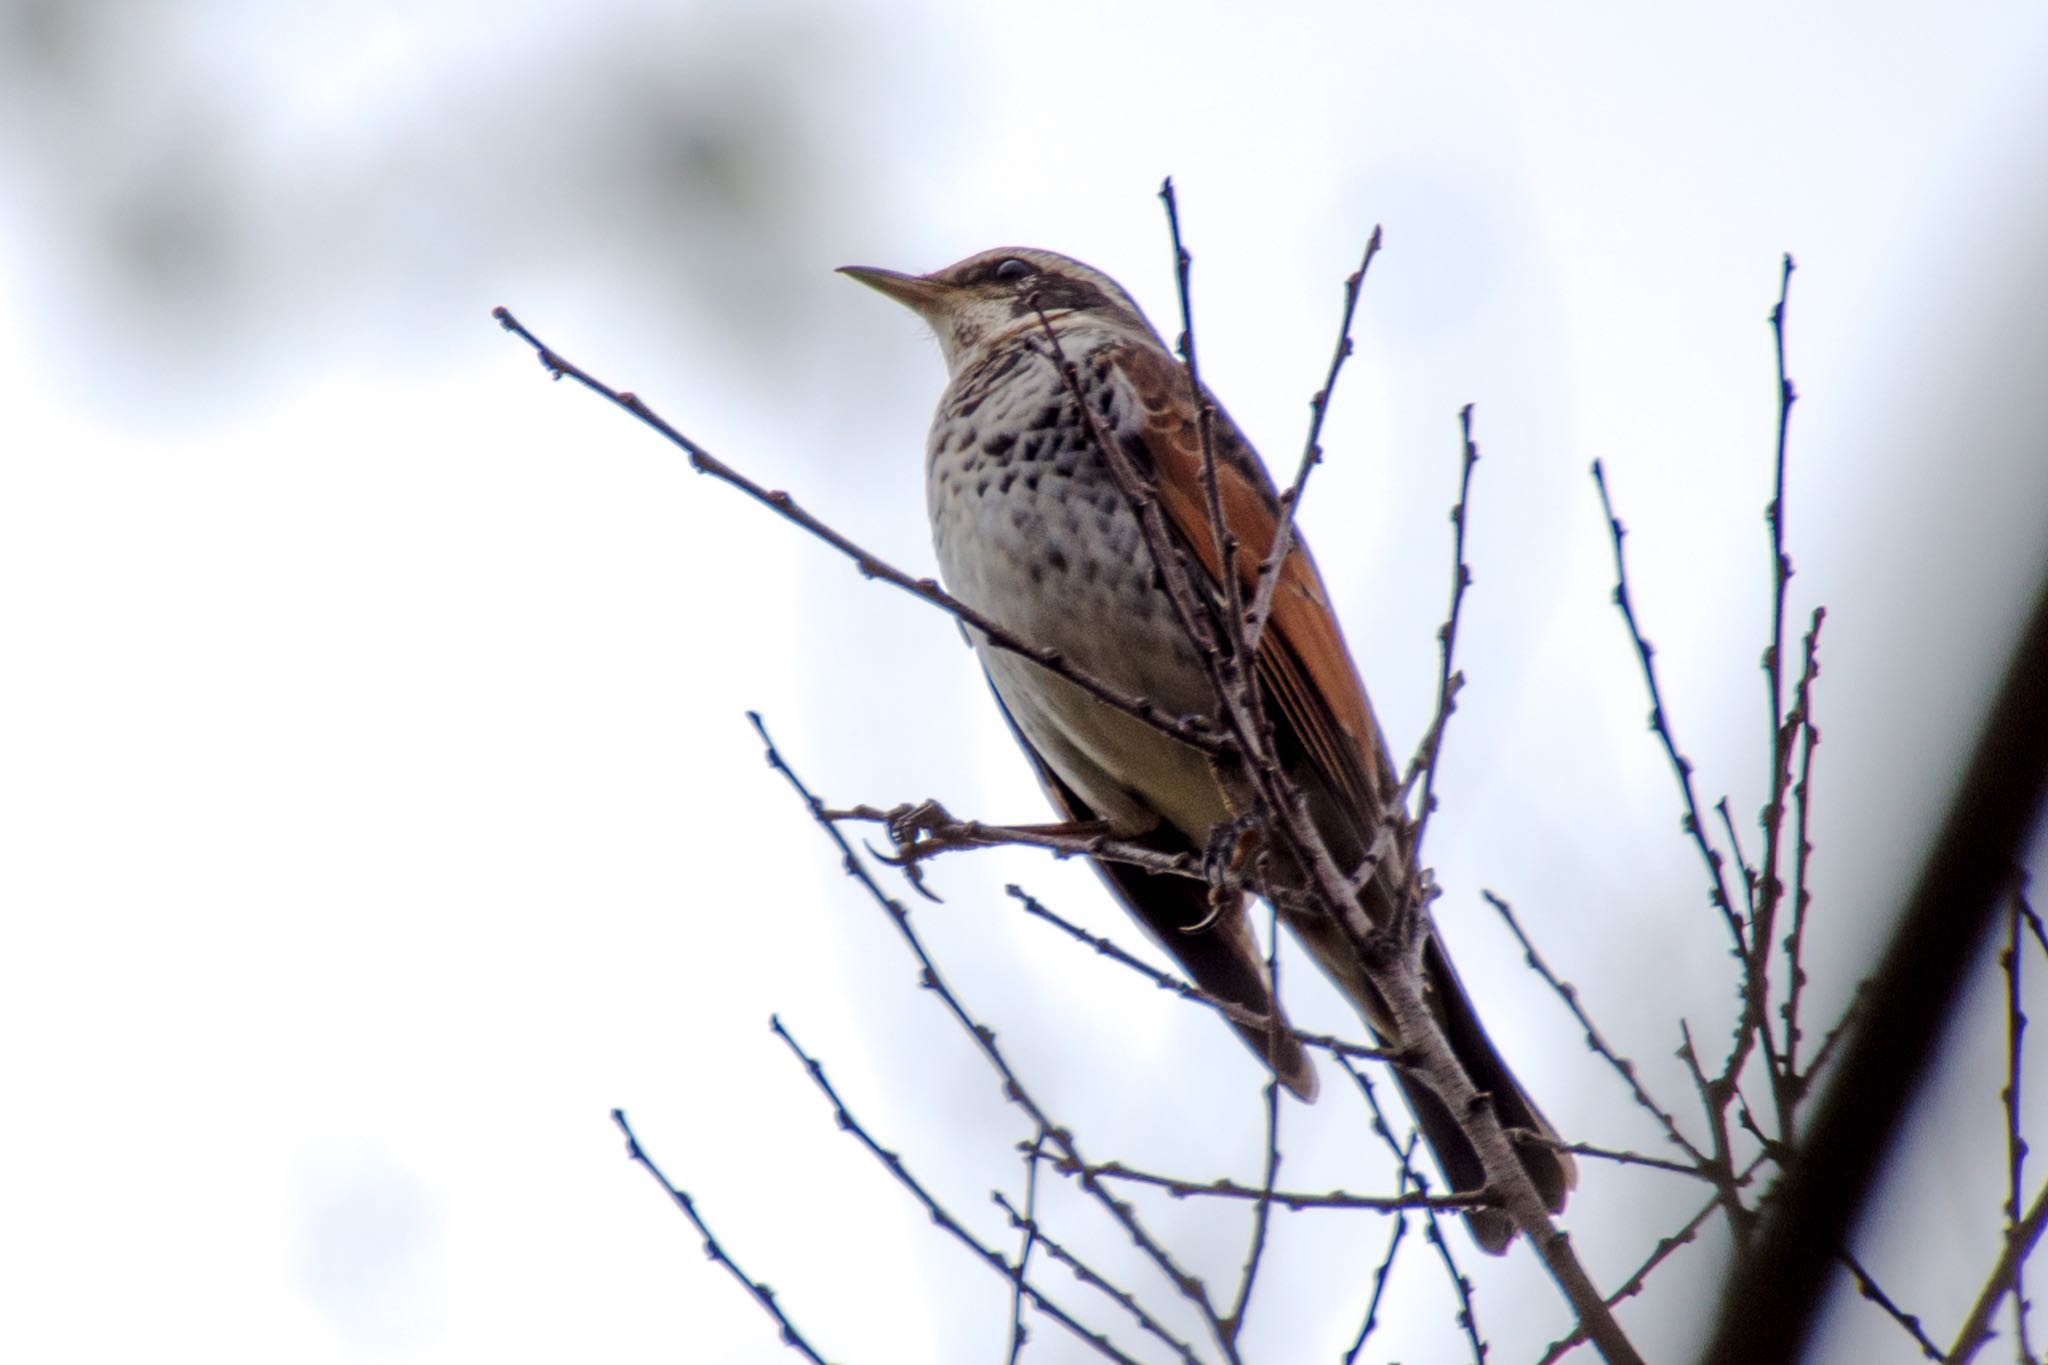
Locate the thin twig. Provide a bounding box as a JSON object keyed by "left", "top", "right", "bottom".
{"left": 1224, "top": 905, "right": 1286, "bottom": 1340}
{"left": 1006, "top": 1131, "right": 1048, "bottom": 1365}
{"left": 1839, "top": 1247, "right": 1944, "bottom": 1361}
{"left": 1745, "top": 254, "right": 1801, "bottom": 1134}
{"left": 1716, "top": 797, "right": 1760, "bottom": 925}
{"left": 611, "top": 1109, "right": 839, "bottom": 1365}
{"left": 2019, "top": 892, "right": 2048, "bottom": 963}
{"left": 1064, "top": 1160, "right": 1491, "bottom": 1213}
{"left": 2006, "top": 890, "right": 2036, "bottom": 1362}
{"left": 1590, "top": 460, "right": 1747, "bottom": 958}
{"left": 1513, "top": 1132, "right": 1708, "bottom": 1181}
{"left": 1243, "top": 227, "right": 1385, "bottom": 655}
{"left": 1592, "top": 457, "right": 1763, "bottom": 1251}
{"left": 1411, "top": 406, "right": 1480, "bottom": 866}
{"left": 1158, "top": 178, "right": 1249, "bottom": 678}
{"left": 1779, "top": 608, "right": 1826, "bottom": 1090}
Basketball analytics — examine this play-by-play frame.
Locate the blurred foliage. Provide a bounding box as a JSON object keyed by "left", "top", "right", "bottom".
{"left": 0, "top": 0, "right": 924, "bottom": 408}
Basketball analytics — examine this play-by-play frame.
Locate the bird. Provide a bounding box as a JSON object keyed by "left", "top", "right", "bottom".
{"left": 841, "top": 246, "right": 1572, "bottom": 1252}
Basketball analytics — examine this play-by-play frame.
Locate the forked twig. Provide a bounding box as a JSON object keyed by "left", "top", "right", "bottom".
{"left": 1715, "top": 796, "right": 1760, "bottom": 924}
{"left": 1345, "top": 1140, "right": 1416, "bottom": 1364}
{"left": 1005, "top": 1130, "right": 1048, "bottom": 1365}
{"left": 989, "top": 1191, "right": 1199, "bottom": 1364}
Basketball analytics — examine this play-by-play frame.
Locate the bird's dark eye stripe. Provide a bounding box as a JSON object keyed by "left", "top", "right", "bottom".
{"left": 995, "top": 258, "right": 1033, "bottom": 281}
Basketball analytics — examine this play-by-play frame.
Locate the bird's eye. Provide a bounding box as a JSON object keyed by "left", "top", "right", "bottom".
{"left": 995, "top": 258, "right": 1033, "bottom": 282}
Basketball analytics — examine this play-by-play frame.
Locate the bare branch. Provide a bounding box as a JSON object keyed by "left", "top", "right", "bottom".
{"left": 1065, "top": 1160, "right": 1492, "bottom": 1213}
{"left": 1513, "top": 1132, "right": 1708, "bottom": 1181}
{"left": 611, "top": 1108, "right": 840, "bottom": 1365}
{"left": 1590, "top": 459, "right": 1747, "bottom": 957}
{"left": 1005, "top": 1131, "right": 1048, "bottom": 1365}
{"left": 1345, "top": 1146, "right": 1414, "bottom": 1364}
{"left": 2006, "top": 888, "right": 2038, "bottom": 1363}
{"left": 1779, "top": 607, "right": 1827, "bottom": 1091}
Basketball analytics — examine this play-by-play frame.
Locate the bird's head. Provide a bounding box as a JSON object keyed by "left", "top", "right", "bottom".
{"left": 839, "top": 247, "right": 1156, "bottom": 376}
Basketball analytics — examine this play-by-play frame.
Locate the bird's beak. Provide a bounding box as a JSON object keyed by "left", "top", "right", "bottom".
{"left": 838, "top": 265, "right": 956, "bottom": 319}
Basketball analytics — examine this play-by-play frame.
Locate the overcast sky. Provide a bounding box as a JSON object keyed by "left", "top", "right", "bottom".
{"left": 4, "top": 3, "right": 2047, "bottom": 1362}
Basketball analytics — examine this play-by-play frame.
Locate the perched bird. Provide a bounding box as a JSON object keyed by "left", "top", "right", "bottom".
{"left": 842, "top": 247, "right": 1571, "bottom": 1251}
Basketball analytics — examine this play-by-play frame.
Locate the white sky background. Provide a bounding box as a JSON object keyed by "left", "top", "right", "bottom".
{"left": 3, "top": 2, "right": 2047, "bottom": 1361}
